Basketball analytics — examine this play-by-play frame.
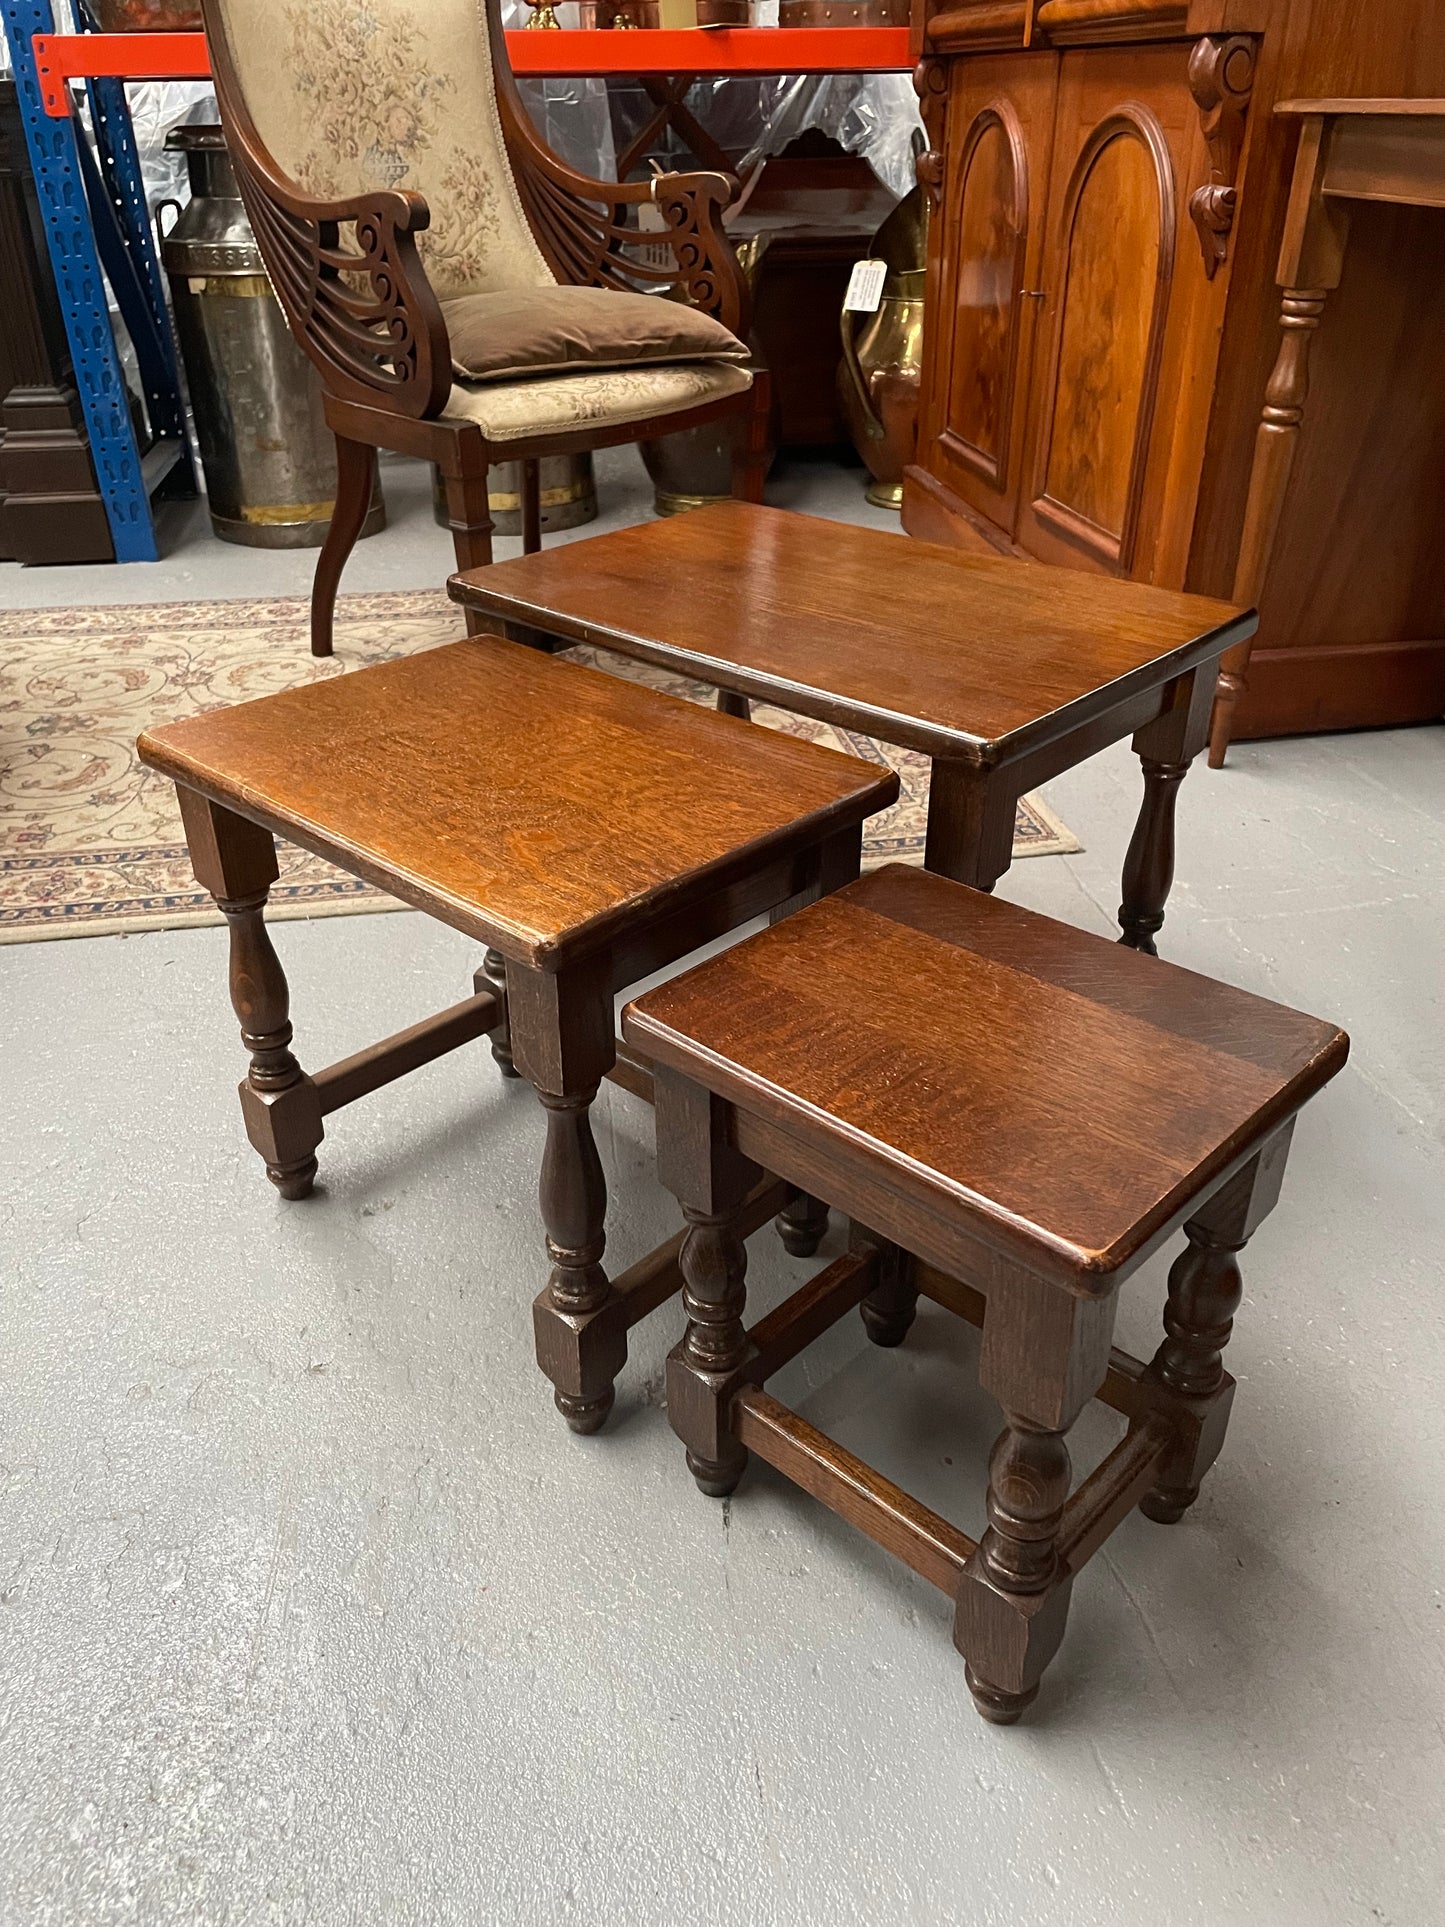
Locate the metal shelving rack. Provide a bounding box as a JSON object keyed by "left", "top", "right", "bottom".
{"left": 1, "top": 0, "right": 193, "bottom": 559}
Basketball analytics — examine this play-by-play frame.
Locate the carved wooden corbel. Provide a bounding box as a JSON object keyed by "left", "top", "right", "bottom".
{"left": 1187, "top": 34, "right": 1256, "bottom": 279}
{"left": 914, "top": 59, "right": 949, "bottom": 207}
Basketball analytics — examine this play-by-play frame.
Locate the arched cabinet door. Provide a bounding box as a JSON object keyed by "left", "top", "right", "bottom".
{"left": 915, "top": 55, "right": 1060, "bottom": 537}
{"left": 1019, "top": 101, "right": 1176, "bottom": 574}
{"left": 939, "top": 104, "right": 1028, "bottom": 498}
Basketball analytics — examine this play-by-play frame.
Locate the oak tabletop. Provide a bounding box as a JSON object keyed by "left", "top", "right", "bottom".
{"left": 449, "top": 503, "right": 1254, "bottom": 764}
{"left": 139, "top": 635, "right": 898, "bottom": 969}
{"left": 624, "top": 864, "right": 1347, "bottom": 1283}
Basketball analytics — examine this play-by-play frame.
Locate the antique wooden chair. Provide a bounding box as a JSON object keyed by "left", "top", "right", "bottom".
{"left": 200, "top": 0, "right": 767, "bottom": 655}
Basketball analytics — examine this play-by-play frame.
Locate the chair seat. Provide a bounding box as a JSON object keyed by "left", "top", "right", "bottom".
{"left": 442, "top": 360, "right": 752, "bottom": 444}
{"left": 623, "top": 864, "right": 1348, "bottom": 1284}
{"left": 137, "top": 635, "right": 895, "bottom": 969}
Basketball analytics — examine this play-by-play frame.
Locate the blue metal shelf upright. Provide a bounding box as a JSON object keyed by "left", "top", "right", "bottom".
{"left": 1, "top": 0, "right": 191, "bottom": 559}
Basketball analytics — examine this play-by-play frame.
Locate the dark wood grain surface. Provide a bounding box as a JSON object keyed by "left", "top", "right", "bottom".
{"left": 139, "top": 635, "right": 896, "bottom": 970}
{"left": 624, "top": 863, "right": 1347, "bottom": 1281}
{"left": 448, "top": 502, "right": 1252, "bottom": 764}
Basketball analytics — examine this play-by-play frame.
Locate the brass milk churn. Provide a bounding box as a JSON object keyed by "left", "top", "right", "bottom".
{"left": 159, "top": 123, "right": 385, "bottom": 547}
{"left": 838, "top": 183, "right": 928, "bottom": 511}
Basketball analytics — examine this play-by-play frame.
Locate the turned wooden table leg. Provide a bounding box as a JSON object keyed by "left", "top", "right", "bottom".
{"left": 1118, "top": 667, "right": 1214, "bottom": 955}
{"left": 776, "top": 1190, "right": 829, "bottom": 1257}
{"left": 535, "top": 1085, "right": 614, "bottom": 1433}
{"left": 954, "top": 1273, "right": 1117, "bottom": 1723}
{"left": 1135, "top": 1132, "right": 1293, "bottom": 1523}
{"left": 1118, "top": 756, "right": 1190, "bottom": 956}
{"left": 475, "top": 948, "right": 520, "bottom": 1078}
{"left": 508, "top": 961, "right": 626, "bottom": 1434}
{"left": 176, "top": 789, "right": 323, "bottom": 1198}
{"left": 853, "top": 1227, "right": 919, "bottom": 1347}
{"left": 656, "top": 1068, "right": 765, "bottom": 1496}
{"left": 966, "top": 1418, "right": 1073, "bottom": 1724}
{"left": 674, "top": 1202, "right": 753, "bottom": 1496}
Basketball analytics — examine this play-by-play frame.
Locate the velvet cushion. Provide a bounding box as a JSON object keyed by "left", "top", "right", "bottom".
{"left": 441, "top": 286, "right": 749, "bottom": 382}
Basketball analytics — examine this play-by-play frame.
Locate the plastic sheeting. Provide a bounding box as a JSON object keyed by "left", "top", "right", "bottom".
{"left": 502, "top": 0, "right": 618, "bottom": 180}
{"left": 738, "top": 71, "right": 923, "bottom": 200}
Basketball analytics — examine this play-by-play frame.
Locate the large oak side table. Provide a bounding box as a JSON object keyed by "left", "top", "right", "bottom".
{"left": 624, "top": 865, "right": 1348, "bottom": 1722}
{"left": 139, "top": 635, "right": 896, "bottom": 1434}
{"left": 449, "top": 502, "right": 1255, "bottom": 955}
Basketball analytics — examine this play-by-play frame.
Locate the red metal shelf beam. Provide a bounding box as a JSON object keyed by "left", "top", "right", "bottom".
{"left": 32, "top": 27, "right": 912, "bottom": 114}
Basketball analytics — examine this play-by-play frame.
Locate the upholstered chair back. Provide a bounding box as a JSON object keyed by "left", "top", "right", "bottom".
{"left": 210, "top": 0, "right": 556, "bottom": 302}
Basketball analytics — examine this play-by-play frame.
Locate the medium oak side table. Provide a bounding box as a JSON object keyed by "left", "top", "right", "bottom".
{"left": 451, "top": 502, "right": 1254, "bottom": 956}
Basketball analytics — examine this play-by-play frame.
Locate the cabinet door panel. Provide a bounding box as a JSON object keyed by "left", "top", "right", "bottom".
{"left": 944, "top": 108, "right": 1028, "bottom": 486}
{"left": 914, "top": 53, "right": 1057, "bottom": 538}
{"left": 1025, "top": 106, "right": 1175, "bottom": 570}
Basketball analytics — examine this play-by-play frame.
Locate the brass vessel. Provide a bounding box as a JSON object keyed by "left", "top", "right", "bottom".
{"left": 837, "top": 183, "right": 928, "bottom": 511}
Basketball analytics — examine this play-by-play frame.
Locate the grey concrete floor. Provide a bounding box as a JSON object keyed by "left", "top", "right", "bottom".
{"left": 2, "top": 448, "right": 1443, "bottom": 1926}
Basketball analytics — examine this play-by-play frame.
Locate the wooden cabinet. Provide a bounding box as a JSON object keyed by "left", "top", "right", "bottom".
{"left": 908, "top": 0, "right": 1445, "bottom": 745}
{"left": 916, "top": 37, "right": 1229, "bottom": 582}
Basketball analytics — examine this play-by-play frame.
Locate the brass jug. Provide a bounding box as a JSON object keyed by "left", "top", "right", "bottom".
{"left": 838, "top": 184, "right": 928, "bottom": 511}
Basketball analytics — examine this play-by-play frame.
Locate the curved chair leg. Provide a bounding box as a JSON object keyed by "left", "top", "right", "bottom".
{"left": 311, "top": 435, "right": 377, "bottom": 658}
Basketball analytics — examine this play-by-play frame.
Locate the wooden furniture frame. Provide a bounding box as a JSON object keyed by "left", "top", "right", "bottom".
{"left": 1207, "top": 98, "right": 1445, "bottom": 765}
{"left": 138, "top": 635, "right": 897, "bottom": 1433}
{"left": 906, "top": 1, "right": 1445, "bottom": 750}
{"left": 198, "top": 0, "right": 769, "bottom": 657}
{"left": 451, "top": 501, "right": 1255, "bottom": 955}
{"left": 624, "top": 864, "right": 1348, "bottom": 1722}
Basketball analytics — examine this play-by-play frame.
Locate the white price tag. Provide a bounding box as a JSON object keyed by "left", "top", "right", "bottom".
{"left": 843, "top": 258, "right": 888, "bottom": 314}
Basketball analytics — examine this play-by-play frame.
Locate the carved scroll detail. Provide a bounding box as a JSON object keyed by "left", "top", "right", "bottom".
{"left": 914, "top": 59, "right": 949, "bottom": 208}
{"left": 1188, "top": 34, "right": 1257, "bottom": 279}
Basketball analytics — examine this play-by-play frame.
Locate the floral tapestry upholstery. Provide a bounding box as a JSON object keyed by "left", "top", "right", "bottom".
{"left": 442, "top": 363, "right": 753, "bottom": 442}
{"left": 214, "top": 0, "right": 555, "bottom": 302}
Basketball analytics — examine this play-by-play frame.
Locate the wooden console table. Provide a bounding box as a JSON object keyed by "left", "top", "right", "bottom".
{"left": 1209, "top": 99, "right": 1445, "bottom": 766}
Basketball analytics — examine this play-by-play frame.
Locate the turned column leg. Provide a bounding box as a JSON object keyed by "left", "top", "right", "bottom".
{"left": 474, "top": 948, "right": 520, "bottom": 1078}
{"left": 854, "top": 1228, "right": 919, "bottom": 1348}
{"left": 1131, "top": 1132, "right": 1294, "bottom": 1524}
{"left": 176, "top": 789, "right": 323, "bottom": 1198}
{"left": 655, "top": 1067, "right": 765, "bottom": 1496}
{"left": 508, "top": 962, "right": 625, "bottom": 1434}
{"left": 1118, "top": 756, "right": 1190, "bottom": 956}
{"left": 776, "top": 1190, "right": 829, "bottom": 1258}
{"left": 1139, "top": 1220, "right": 1247, "bottom": 1522}
{"left": 535, "top": 1085, "right": 615, "bottom": 1434}
{"left": 1118, "top": 667, "right": 1213, "bottom": 956}
{"left": 966, "top": 1419, "right": 1073, "bottom": 1724}
{"left": 954, "top": 1272, "right": 1116, "bottom": 1724}
{"left": 674, "top": 1203, "right": 753, "bottom": 1496}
